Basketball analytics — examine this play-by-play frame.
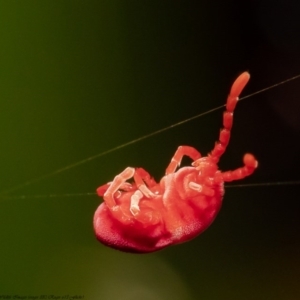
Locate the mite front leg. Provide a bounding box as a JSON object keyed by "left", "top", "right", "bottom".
{"left": 210, "top": 72, "right": 250, "bottom": 163}
{"left": 166, "top": 146, "right": 201, "bottom": 175}
{"left": 101, "top": 167, "right": 135, "bottom": 209}
{"left": 221, "top": 154, "right": 258, "bottom": 182}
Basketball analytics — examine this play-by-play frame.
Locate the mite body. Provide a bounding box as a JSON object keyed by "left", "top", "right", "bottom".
{"left": 94, "top": 72, "right": 258, "bottom": 253}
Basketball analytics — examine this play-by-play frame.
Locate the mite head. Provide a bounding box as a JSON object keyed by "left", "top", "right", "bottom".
{"left": 192, "top": 157, "right": 218, "bottom": 177}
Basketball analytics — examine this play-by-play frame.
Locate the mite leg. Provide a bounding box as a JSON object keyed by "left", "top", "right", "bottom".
{"left": 96, "top": 183, "right": 111, "bottom": 197}
{"left": 97, "top": 181, "right": 134, "bottom": 197}
{"left": 221, "top": 153, "right": 258, "bottom": 182}
{"left": 101, "top": 167, "right": 135, "bottom": 209}
{"left": 210, "top": 72, "right": 250, "bottom": 163}
{"left": 130, "top": 189, "right": 161, "bottom": 225}
{"left": 133, "top": 168, "right": 157, "bottom": 198}
{"left": 188, "top": 181, "right": 215, "bottom": 197}
{"left": 130, "top": 168, "right": 158, "bottom": 216}
{"left": 130, "top": 190, "right": 143, "bottom": 216}
{"left": 166, "top": 146, "right": 201, "bottom": 175}
{"left": 131, "top": 169, "right": 161, "bottom": 224}
{"left": 135, "top": 168, "right": 158, "bottom": 188}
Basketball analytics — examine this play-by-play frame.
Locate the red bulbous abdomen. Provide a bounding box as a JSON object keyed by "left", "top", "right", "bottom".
{"left": 93, "top": 202, "right": 175, "bottom": 253}
{"left": 94, "top": 169, "right": 224, "bottom": 253}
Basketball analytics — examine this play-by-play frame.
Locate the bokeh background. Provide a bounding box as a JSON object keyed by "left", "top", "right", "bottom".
{"left": 0, "top": 1, "right": 300, "bottom": 299}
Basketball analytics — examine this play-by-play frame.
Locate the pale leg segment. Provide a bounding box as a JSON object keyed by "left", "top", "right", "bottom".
{"left": 166, "top": 146, "right": 201, "bottom": 175}
{"left": 130, "top": 168, "right": 159, "bottom": 217}
{"left": 103, "top": 167, "right": 135, "bottom": 209}
{"left": 130, "top": 190, "right": 143, "bottom": 216}
{"left": 103, "top": 166, "right": 158, "bottom": 218}
{"left": 188, "top": 181, "right": 215, "bottom": 197}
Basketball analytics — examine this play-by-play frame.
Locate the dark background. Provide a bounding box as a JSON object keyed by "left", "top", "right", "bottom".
{"left": 0, "top": 1, "right": 299, "bottom": 299}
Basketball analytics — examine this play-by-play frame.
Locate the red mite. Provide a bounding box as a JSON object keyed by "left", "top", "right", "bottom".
{"left": 94, "top": 72, "right": 258, "bottom": 253}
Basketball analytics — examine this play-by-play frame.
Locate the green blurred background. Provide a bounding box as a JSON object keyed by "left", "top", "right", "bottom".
{"left": 0, "top": 1, "right": 300, "bottom": 299}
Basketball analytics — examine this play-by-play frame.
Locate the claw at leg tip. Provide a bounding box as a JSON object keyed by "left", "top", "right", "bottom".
{"left": 243, "top": 153, "right": 258, "bottom": 168}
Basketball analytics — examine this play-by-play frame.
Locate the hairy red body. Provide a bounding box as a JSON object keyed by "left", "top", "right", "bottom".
{"left": 94, "top": 72, "right": 257, "bottom": 253}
